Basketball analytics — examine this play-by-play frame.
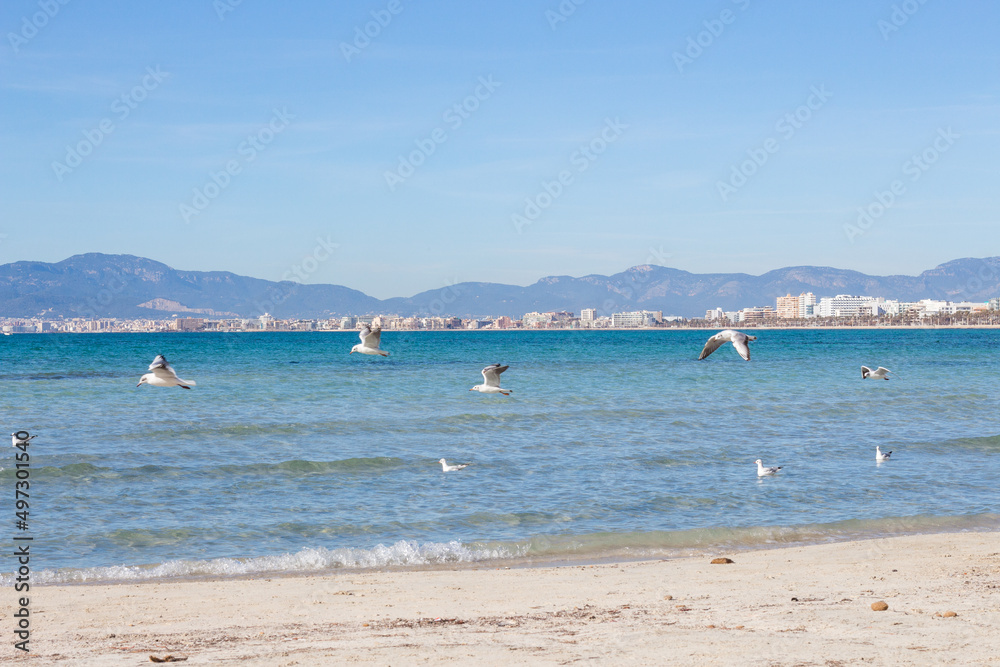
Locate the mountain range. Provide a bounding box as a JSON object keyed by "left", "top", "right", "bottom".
{"left": 1, "top": 253, "right": 998, "bottom": 320}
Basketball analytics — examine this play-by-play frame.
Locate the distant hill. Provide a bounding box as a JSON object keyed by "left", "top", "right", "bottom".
{"left": 1, "top": 253, "right": 998, "bottom": 319}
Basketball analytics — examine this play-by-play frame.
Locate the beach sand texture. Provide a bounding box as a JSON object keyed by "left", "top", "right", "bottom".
{"left": 6, "top": 532, "right": 998, "bottom": 665}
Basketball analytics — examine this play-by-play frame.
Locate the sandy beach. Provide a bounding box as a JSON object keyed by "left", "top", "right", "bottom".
{"left": 4, "top": 531, "right": 997, "bottom": 665}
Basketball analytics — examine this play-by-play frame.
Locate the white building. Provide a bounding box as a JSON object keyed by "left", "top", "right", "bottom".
{"left": 522, "top": 312, "right": 551, "bottom": 328}
{"left": 611, "top": 310, "right": 662, "bottom": 327}
{"left": 799, "top": 292, "right": 817, "bottom": 318}
{"left": 705, "top": 307, "right": 725, "bottom": 321}
{"left": 580, "top": 308, "right": 597, "bottom": 323}
{"left": 815, "top": 295, "right": 882, "bottom": 318}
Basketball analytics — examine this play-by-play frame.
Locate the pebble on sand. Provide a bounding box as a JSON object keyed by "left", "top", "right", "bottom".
{"left": 937, "top": 611, "right": 958, "bottom": 618}
{"left": 711, "top": 557, "right": 735, "bottom": 564}
{"left": 871, "top": 601, "right": 889, "bottom": 611}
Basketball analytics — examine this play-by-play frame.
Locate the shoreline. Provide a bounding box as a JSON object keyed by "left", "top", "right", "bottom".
{"left": 16, "top": 512, "right": 1000, "bottom": 588}
{"left": 13, "top": 530, "right": 999, "bottom": 665}
{"left": 4, "top": 323, "right": 1000, "bottom": 334}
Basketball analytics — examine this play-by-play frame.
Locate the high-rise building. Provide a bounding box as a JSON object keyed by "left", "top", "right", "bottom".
{"left": 580, "top": 308, "right": 596, "bottom": 322}
{"left": 776, "top": 294, "right": 799, "bottom": 319}
{"left": 798, "top": 292, "right": 817, "bottom": 318}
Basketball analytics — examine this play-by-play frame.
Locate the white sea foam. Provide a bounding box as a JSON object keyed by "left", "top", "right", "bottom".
{"left": 3, "top": 540, "right": 515, "bottom": 586}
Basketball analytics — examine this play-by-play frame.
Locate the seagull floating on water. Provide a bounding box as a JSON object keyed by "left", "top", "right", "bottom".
{"left": 11, "top": 432, "right": 36, "bottom": 448}
{"left": 699, "top": 330, "right": 756, "bottom": 361}
{"left": 876, "top": 446, "right": 892, "bottom": 461}
{"left": 350, "top": 325, "right": 389, "bottom": 357}
{"left": 470, "top": 364, "right": 511, "bottom": 395}
{"left": 861, "top": 366, "right": 891, "bottom": 380}
{"left": 755, "top": 459, "right": 782, "bottom": 477}
{"left": 439, "top": 458, "right": 471, "bottom": 472}
{"left": 137, "top": 355, "right": 196, "bottom": 389}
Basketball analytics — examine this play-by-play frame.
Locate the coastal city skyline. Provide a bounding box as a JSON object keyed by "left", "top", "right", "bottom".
{"left": 5, "top": 289, "right": 999, "bottom": 334}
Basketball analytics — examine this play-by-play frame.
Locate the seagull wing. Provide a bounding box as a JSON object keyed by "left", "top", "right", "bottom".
{"left": 698, "top": 334, "right": 726, "bottom": 360}
{"left": 481, "top": 364, "right": 508, "bottom": 387}
{"left": 148, "top": 355, "right": 171, "bottom": 371}
{"left": 362, "top": 326, "right": 382, "bottom": 349}
{"left": 876, "top": 367, "right": 891, "bottom": 374}
{"left": 151, "top": 366, "right": 180, "bottom": 381}
{"left": 732, "top": 335, "right": 751, "bottom": 361}
{"left": 358, "top": 325, "right": 371, "bottom": 345}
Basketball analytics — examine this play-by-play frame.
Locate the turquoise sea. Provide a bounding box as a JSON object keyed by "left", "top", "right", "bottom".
{"left": 2, "top": 329, "right": 999, "bottom": 584}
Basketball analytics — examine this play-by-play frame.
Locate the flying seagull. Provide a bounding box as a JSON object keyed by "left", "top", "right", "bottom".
{"left": 755, "top": 459, "right": 782, "bottom": 477}
{"left": 137, "top": 355, "right": 196, "bottom": 389}
{"left": 876, "top": 446, "right": 892, "bottom": 461}
{"left": 861, "top": 366, "right": 891, "bottom": 380}
{"left": 470, "top": 363, "right": 511, "bottom": 395}
{"left": 699, "top": 330, "right": 756, "bottom": 361}
{"left": 350, "top": 325, "right": 389, "bottom": 357}
{"left": 439, "top": 458, "right": 471, "bottom": 472}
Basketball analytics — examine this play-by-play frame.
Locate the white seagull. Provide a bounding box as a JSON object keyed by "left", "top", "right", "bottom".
{"left": 699, "top": 330, "right": 756, "bottom": 361}
{"left": 876, "top": 446, "right": 892, "bottom": 461}
{"left": 137, "top": 355, "right": 196, "bottom": 389}
{"left": 11, "top": 432, "right": 36, "bottom": 448}
{"left": 350, "top": 325, "right": 389, "bottom": 357}
{"left": 755, "top": 459, "right": 782, "bottom": 477}
{"left": 439, "top": 458, "right": 471, "bottom": 472}
{"left": 470, "top": 363, "right": 511, "bottom": 395}
{"left": 861, "top": 366, "right": 891, "bottom": 380}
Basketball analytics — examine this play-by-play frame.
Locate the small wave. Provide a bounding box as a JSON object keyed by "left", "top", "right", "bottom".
{"left": 21, "top": 457, "right": 406, "bottom": 480}
{"left": 10, "top": 513, "right": 998, "bottom": 587}
{"left": 8, "top": 540, "right": 514, "bottom": 586}
{"left": 1, "top": 370, "right": 121, "bottom": 381}
{"left": 942, "top": 433, "right": 1000, "bottom": 451}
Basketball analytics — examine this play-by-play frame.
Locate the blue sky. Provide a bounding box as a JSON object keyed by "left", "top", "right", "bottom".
{"left": 2, "top": 1, "right": 998, "bottom": 298}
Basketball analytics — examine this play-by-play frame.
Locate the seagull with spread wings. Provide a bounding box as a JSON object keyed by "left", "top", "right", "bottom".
{"left": 698, "top": 330, "right": 756, "bottom": 361}
{"left": 350, "top": 325, "right": 389, "bottom": 357}
{"left": 137, "top": 355, "right": 196, "bottom": 389}
{"left": 861, "top": 366, "right": 891, "bottom": 380}
{"left": 470, "top": 363, "right": 511, "bottom": 395}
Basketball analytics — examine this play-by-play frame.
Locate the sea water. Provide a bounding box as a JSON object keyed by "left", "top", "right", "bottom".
{"left": 2, "top": 329, "right": 998, "bottom": 584}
